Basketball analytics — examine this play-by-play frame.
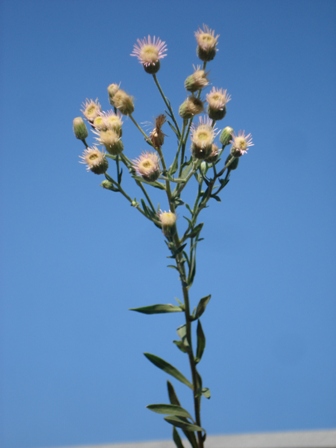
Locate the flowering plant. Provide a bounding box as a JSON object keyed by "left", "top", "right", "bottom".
{"left": 73, "top": 25, "right": 253, "bottom": 448}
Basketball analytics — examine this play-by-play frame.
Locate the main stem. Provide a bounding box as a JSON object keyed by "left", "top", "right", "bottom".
{"left": 173, "top": 235, "right": 203, "bottom": 448}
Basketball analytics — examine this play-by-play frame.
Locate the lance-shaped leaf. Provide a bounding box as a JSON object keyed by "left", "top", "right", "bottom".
{"left": 192, "top": 295, "right": 211, "bottom": 320}
{"left": 195, "top": 320, "right": 206, "bottom": 364}
{"left": 172, "top": 427, "right": 185, "bottom": 448}
{"left": 130, "top": 304, "right": 183, "bottom": 314}
{"left": 167, "top": 381, "right": 181, "bottom": 406}
{"left": 173, "top": 340, "right": 189, "bottom": 354}
{"left": 185, "top": 223, "right": 204, "bottom": 240}
{"left": 164, "top": 416, "right": 204, "bottom": 433}
{"left": 144, "top": 353, "right": 192, "bottom": 389}
{"left": 147, "top": 404, "right": 193, "bottom": 420}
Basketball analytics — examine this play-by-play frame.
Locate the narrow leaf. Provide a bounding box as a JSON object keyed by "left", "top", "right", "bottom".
{"left": 211, "top": 195, "right": 221, "bottom": 202}
{"left": 202, "top": 387, "right": 211, "bottom": 399}
{"left": 173, "top": 427, "right": 185, "bottom": 448}
{"left": 130, "top": 304, "right": 183, "bottom": 314}
{"left": 186, "top": 223, "right": 204, "bottom": 239}
{"left": 167, "top": 381, "right": 181, "bottom": 406}
{"left": 195, "top": 320, "right": 206, "bottom": 364}
{"left": 164, "top": 416, "right": 203, "bottom": 433}
{"left": 144, "top": 353, "right": 192, "bottom": 388}
{"left": 173, "top": 340, "right": 189, "bottom": 354}
{"left": 193, "top": 295, "right": 211, "bottom": 320}
{"left": 147, "top": 404, "right": 192, "bottom": 420}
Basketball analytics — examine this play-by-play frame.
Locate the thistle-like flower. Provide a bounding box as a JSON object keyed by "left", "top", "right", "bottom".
{"left": 79, "top": 146, "right": 108, "bottom": 175}
{"left": 81, "top": 99, "right": 102, "bottom": 123}
{"left": 184, "top": 65, "right": 209, "bottom": 92}
{"left": 191, "top": 116, "right": 218, "bottom": 159}
{"left": 206, "top": 87, "right": 231, "bottom": 120}
{"left": 109, "top": 88, "right": 134, "bottom": 115}
{"left": 179, "top": 96, "right": 204, "bottom": 119}
{"left": 159, "top": 210, "right": 177, "bottom": 237}
{"left": 101, "top": 111, "right": 123, "bottom": 136}
{"left": 230, "top": 131, "right": 254, "bottom": 157}
{"left": 149, "top": 114, "right": 166, "bottom": 149}
{"left": 133, "top": 152, "right": 161, "bottom": 182}
{"left": 195, "top": 25, "right": 219, "bottom": 62}
{"left": 131, "top": 36, "right": 167, "bottom": 74}
{"left": 95, "top": 129, "right": 124, "bottom": 155}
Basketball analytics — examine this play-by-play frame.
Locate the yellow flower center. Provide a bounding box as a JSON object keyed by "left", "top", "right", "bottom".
{"left": 236, "top": 137, "right": 247, "bottom": 149}
{"left": 140, "top": 45, "right": 159, "bottom": 63}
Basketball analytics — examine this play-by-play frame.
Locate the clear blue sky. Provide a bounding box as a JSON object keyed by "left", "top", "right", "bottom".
{"left": 1, "top": 1, "right": 335, "bottom": 448}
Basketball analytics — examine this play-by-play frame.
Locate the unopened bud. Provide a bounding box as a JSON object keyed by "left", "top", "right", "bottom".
{"left": 110, "top": 89, "right": 134, "bottom": 115}
{"left": 225, "top": 154, "right": 239, "bottom": 171}
{"left": 159, "top": 211, "right": 177, "bottom": 238}
{"left": 219, "top": 126, "right": 234, "bottom": 147}
{"left": 73, "top": 117, "right": 88, "bottom": 140}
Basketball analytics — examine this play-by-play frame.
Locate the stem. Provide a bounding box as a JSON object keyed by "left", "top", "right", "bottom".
{"left": 152, "top": 74, "right": 181, "bottom": 139}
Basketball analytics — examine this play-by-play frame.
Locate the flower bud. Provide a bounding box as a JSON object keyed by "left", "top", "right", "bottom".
{"left": 110, "top": 89, "right": 134, "bottom": 115}
{"left": 107, "top": 83, "right": 120, "bottom": 100}
{"left": 205, "top": 144, "right": 220, "bottom": 163}
{"left": 179, "top": 96, "right": 203, "bottom": 119}
{"left": 219, "top": 126, "right": 234, "bottom": 147}
{"left": 225, "top": 154, "right": 239, "bottom": 171}
{"left": 73, "top": 117, "right": 88, "bottom": 140}
{"left": 101, "top": 180, "right": 114, "bottom": 190}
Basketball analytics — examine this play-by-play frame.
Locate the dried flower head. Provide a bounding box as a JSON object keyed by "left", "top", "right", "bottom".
{"left": 206, "top": 87, "right": 231, "bottom": 120}
{"left": 184, "top": 66, "right": 209, "bottom": 92}
{"left": 191, "top": 116, "right": 218, "bottom": 159}
{"left": 149, "top": 114, "right": 166, "bottom": 149}
{"left": 96, "top": 129, "right": 124, "bottom": 155}
{"left": 79, "top": 146, "right": 108, "bottom": 175}
{"left": 133, "top": 152, "right": 161, "bottom": 182}
{"left": 179, "top": 96, "right": 204, "bottom": 119}
{"left": 131, "top": 36, "right": 167, "bottom": 74}
{"left": 73, "top": 117, "right": 88, "bottom": 140}
{"left": 81, "top": 99, "right": 102, "bottom": 123}
{"left": 230, "top": 131, "right": 254, "bottom": 157}
{"left": 195, "top": 25, "right": 219, "bottom": 62}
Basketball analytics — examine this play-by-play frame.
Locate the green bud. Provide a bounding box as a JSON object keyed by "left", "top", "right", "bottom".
{"left": 225, "top": 154, "right": 239, "bottom": 171}
{"left": 73, "top": 117, "right": 88, "bottom": 140}
{"left": 219, "top": 126, "right": 234, "bottom": 147}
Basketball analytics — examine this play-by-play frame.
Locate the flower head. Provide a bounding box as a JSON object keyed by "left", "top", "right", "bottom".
{"left": 191, "top": 116, "right": 218, "bottom": 159}
{"left": 81, "top": 99, "right": 101, "bottom": 123}
{"left": 195, "top": 25, "right": 219, "bottom": 61}
{"left": 101, "top": 111, "right": 123, "bottom": 135}
{"left": 159, "top": 210, "right": 177, "bottom": 238}
{"left": 109, "top": 88, "right": 134, "bottom": 115}
{"left": 184, "top": 65, "right": 209, "bottom": 92}
{"left": 95, "top": 128, "right": 124, "bottom": 155}
{"left": 131, "top": 36, "right": 167, "bottom": 74}
{"left": 230, "top": 131, "right": 254, "bottom": 157}
{"left": 206, "top": 87, "right": 231, "bottom": 120}
{"left": 179, "top": 96, "right": 204, "bottom": 119}
{"left": 79, "top": 146, "right": 108, "bottom": 175}
{"left": 133, "top": 152, "right": 161, "bottom": 182}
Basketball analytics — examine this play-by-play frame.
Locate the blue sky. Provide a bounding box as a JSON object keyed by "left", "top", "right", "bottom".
{"left": 1, "top": 1, "right": 335, "bottom": 448}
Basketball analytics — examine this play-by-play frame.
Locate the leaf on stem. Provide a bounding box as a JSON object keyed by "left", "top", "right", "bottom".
{"left": 192, "top": 295, "right": 211, "bottom": 320}
{"left": 130, "top": 304, "right": 183, "bottom": 314}
{"left": 167, "top": 381, "right": 181, "bottom": 406}
{"left": 147, "top": 403, "right": 193, "bottom": 420}
{"left": 172, "top": 427, "right": 185, "bottom": 448}
{"left": 164, "top": 416, "right": 204, "bottom": 433}
{"left": 195, "top": 320, "right": 206, "bottom": 364}
{"left": 202, "top": 387, "right": 211, "bottom": 399}
{"left": 144, "top": 353, "right": 192, "bottom": 388}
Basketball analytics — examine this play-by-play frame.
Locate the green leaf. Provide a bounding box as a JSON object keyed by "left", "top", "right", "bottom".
{"left": 195, "top": 320, "right": 206, "bottom": 364}
{"left": 164, "top": 416, "right": 204, "bottom": 433}
{"left": 173, "top": 340, "right": 189, "bottom": 354}
{"left": 202, "top": 387, "right": 211, "bottom": 399}
{"left": 167, "top": 381, "right": 181, "bottom": 406}
{"left": 193, "top": 295, "right": 211, "bottom": 320}
{"left": 173, "top": 427, "right": 185, "bottom": 448}
{"left": 186, "top": 223, "right": 204, "bottom": 239}
{"left": 211, "top": 194, "right": 221, "bottom": 202}
{"left": 147, "top": 404, "right": 192, "bottom": 420}
{"left": 130, "top": 304, "right": 183, "bottom": 314}
{"left": 144, "top": 353, "right": 192, "bottom": 388}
